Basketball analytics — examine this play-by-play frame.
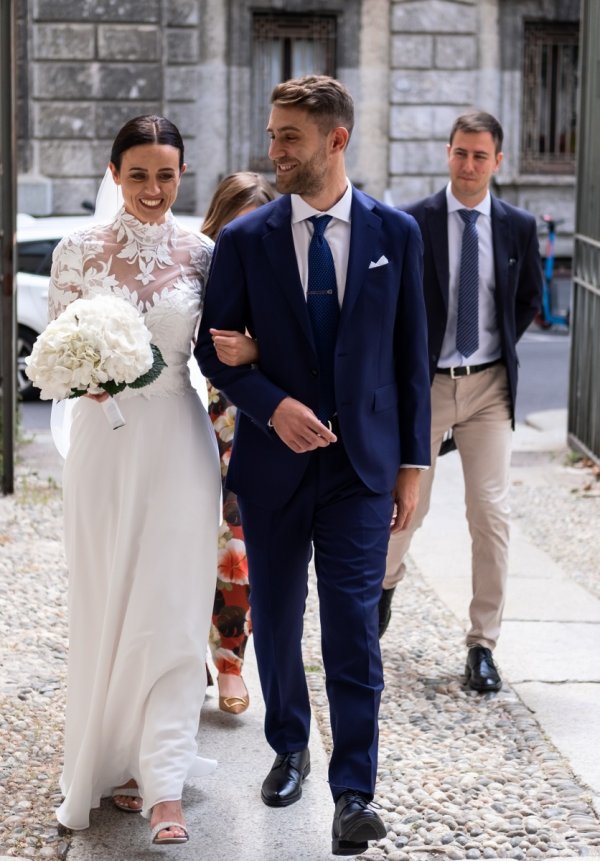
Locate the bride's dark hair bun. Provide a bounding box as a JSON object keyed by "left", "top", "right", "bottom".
{"left": 110, "top": 115, "right": 184, "bottom": 170}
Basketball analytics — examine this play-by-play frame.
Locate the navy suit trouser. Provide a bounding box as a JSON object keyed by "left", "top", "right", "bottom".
{"left": 237, "top": 430, "right": 393, "bottom": 800}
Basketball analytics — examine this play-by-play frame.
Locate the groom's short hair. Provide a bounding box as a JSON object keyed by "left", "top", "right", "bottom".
{"left": 271, "top": 75, "right": 354, "bottom": 141}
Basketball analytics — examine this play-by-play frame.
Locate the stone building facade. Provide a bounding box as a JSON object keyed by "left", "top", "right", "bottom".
{"left": 17, "top": 0, "right": 579, "bottom": 255}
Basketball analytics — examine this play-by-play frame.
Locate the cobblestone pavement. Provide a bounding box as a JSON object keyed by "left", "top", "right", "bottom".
{"left": 0, "top": 444, "right": 599, "bottom": 859}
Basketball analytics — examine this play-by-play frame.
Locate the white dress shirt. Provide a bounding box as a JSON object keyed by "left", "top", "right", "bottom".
{"left": 439, "top": 183, "right": 502, "bottom": 368}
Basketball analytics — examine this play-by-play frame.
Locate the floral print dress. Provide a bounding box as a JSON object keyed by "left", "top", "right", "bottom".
{"left": 207, "top": 384, "right": 252, "bottom": 677}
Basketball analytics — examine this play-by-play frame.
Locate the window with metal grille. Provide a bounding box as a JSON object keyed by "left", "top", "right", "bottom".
{"left": 521, "top": 22, "right": 578, "bottom": 174}
{"left": 250, "top": 13, "right": 337, "bottom": 170}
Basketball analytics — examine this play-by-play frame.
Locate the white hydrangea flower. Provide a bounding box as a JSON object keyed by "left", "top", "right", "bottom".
{"left": 25, "top": 294, "right": 157, "bottom": 401}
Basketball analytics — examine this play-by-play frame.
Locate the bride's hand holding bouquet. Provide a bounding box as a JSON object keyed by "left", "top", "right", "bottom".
{"left": 25, "top": 293, "right": 166, "bottom": 429}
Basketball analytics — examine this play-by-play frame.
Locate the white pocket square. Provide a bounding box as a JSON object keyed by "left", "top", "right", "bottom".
{"left": 369, "top": 255, "right": 388, "bottom": 269}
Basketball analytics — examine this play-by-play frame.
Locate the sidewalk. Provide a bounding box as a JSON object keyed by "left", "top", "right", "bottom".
{"left": 1, "top": 409, "right": 599, "bottom": 860}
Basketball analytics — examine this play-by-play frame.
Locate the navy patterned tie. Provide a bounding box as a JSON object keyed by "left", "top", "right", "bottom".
{"left": 306, "top": 215, "right": 339, "bottom": 422}
{"left": 456, "top": 208, "right": 480, "bottom": 359}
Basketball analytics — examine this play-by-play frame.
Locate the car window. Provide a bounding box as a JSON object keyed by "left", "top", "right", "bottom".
{"left": 17, "top": 239, "right": 60, "bottom": 276}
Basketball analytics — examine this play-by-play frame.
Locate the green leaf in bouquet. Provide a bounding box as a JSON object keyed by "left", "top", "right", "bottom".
{"left": 101, "top": 380, "right": 128, "bottom": 396}
{"left": 128, "top": 344, "right": 167, "bottom": 389}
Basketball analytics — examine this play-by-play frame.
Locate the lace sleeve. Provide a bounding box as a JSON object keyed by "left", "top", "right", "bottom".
{"left": 48, "top": 233, "right": 85, "bottom": 320}
{"left": 191, "top": 234, "right": 214, "bottom": 306}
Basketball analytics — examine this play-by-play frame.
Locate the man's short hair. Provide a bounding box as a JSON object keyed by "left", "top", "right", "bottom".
{"left": 271, "top": 75, "right": 354, "bottom": 141}
{"left": 449, "top": 111, "right": 504, "bottom": 154}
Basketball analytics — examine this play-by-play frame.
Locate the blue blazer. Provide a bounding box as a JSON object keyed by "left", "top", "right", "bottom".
{"left": 404, "top": 189, "right": 542, "bottom": 424}
{"left": 196, "top": 187, "right": 431, "bottom": 509}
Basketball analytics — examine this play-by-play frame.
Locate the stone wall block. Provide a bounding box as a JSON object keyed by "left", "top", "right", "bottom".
{"left": 167, "top": 29, "right": 199, "bottom": 64}
{"left": 432, "top": 105, "right": 470, "bottom": 137}
{"left": 393, "top": 105, "right": 470, "bottom": 143}
{"left": 33, "top": 24, "right": 95, "bottom": 60}
{"left": 164, "top": 103, "right": 201, "bottom": 139}
{"left": 95, "top": 102, "right": 161, "bottom": 138}
{"left": 50, "top": 178, "right": 100, "bottom": 215}
{"left": 390, "top": 105, "right": 435, "bottom": 139}
{"left": 391, "top": 34, "right": 434, "bottom": 69}
{"left": 390, "top": 140, "right": 448, "bottom": 175}
{"left": 98, "top": 25, "right": 160, "bottom": 61}
{"left": 165, "top": 66, "right": 201, "bottom": 100}
{"left": 34, "top": 103, "right": 96, "bottom": 138}
{"left": 392, "top": 0, "right": 476, "bottom": 34}
{"left": 391, "top": 70, "right": 474, "bottom": 104}
{"left": 39, "top": 141, "right": 109, "bottom": 176}
{"left": 97, "top": 64, "right": 162, "bottom": 100}
{"left": 35, "top": 0, "right": 160, "bottom": 23}
{"left": 166, "top": 0, "right": 200, "bottom": 26}
{"left": 388, "top": 177, "right": 432, "bottom": 207}
{"left": 33, "top": 63, "right": 96, "bottom": 100}
{"left": 435, "top": 35, "right": 477, "bottom": 69}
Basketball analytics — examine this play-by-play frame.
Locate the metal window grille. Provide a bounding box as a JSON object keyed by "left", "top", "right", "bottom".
{"left": 250, "top": 13, "right": 337, "bottom": 170}
{"left": 521, "top": 22, "right": 578, "bottom": 174}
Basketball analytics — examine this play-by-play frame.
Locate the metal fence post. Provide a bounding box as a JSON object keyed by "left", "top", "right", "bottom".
{"left": 0, "top": 0, "right": 17, "bottom": 494}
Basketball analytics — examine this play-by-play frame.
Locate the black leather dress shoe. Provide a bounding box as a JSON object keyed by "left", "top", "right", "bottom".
{"left": 331, "top": 790, "right": 386, "bottom": 856}
{"left": 465, "top": 645, "right": 502, "bottom": 692}
{"left": 378, "top": 586, "right": 396, "bottom": 638}
{"left": 260, "top": 749, "right": 310, "bottom": 807}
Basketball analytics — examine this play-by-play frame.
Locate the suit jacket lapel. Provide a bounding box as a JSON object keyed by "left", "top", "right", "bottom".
{"left": 262, "top": 197, "right": 315, "bottom": 347}
{"left": 341, "top": 190, "right": 381, "bottom": 322}
{"left": 425, "top": 189, "right": 450, "bottom": 311}
{"left": 491, "top": 196, "right": 510, "bottom": 305}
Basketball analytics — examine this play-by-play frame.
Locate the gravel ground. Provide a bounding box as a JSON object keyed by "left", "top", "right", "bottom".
{"left": 0, "top": 473, "right": 68, "bottom": 859}
{"left": 0, "top": 445, "right": 599, "bottom": 859}
{"left": 509, "top": 450, "right": 600, "bottom": 601}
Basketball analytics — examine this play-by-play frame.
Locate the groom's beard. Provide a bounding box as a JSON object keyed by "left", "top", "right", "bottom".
{"left": 274, "top": 145, "right": 328, "bottom": 198}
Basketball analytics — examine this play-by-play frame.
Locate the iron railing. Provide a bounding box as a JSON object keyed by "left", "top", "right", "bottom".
{"left": 568, "top": 0, "right": 600, "bottom": 463}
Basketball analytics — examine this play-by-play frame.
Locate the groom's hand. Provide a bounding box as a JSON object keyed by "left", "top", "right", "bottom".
{"left": 390, "top": 467, "right": 421, "bottom": 533}
{"left": 270, "top": 397, "right": 337, "bottom": 453}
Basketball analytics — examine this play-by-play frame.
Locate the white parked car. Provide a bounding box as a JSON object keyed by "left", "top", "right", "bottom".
{"left": 16, "top": 212, "right": 204, "bottom": 400}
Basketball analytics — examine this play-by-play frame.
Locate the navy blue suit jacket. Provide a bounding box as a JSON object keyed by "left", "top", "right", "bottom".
{"left": 196, "top": 187, "right": 431, "bottom": 509}
{"left": 404, "top": 189, "right": 542, "bottom": 424}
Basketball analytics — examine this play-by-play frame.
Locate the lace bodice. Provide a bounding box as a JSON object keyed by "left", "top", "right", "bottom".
{"left": 48, "top": 208, "right": 213, "bottom": 398}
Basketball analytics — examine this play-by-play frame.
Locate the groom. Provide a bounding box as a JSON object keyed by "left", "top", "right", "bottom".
{"left": 196, "top": 75, "right": 430, "bottom": 856}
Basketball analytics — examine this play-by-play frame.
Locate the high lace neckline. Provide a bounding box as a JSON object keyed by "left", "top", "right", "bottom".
{"left": 111, "top": 207, "right": 177, "bottom": 243}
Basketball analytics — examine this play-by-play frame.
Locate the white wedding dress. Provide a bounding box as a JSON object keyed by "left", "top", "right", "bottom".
{"left": 49, "top": 208, "right": 221, "bottom": 829}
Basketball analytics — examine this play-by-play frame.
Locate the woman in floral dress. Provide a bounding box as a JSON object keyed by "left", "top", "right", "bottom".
{"left": 201, "top": 173, "right": 275, "bottom": 715}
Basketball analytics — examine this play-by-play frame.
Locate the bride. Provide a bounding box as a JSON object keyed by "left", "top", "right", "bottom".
{"left": 50, "top": 115, "right": 221, "bottom": 845}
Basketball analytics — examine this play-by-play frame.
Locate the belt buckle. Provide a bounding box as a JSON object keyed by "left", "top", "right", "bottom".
{"left": 450, "top": 365, "right": 470, "bottom": 379}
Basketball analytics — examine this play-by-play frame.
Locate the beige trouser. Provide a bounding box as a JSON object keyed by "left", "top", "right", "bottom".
{"left": 384, "top": 363, "right": 512, "bottom": 650}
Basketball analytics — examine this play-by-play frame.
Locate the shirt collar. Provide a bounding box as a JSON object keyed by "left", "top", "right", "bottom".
{"left": 446, "top": 181, "right": 491, "bottom": 217}
{"left": 291, "top": 181, "right": 353, "bottom": 225}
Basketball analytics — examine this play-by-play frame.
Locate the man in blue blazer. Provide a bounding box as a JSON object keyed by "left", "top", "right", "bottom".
{"left": 196, "top": 76, "right": 431, "bottom": 856}
{"left": 380, "top": 112, "right": 542, "bottom": 695}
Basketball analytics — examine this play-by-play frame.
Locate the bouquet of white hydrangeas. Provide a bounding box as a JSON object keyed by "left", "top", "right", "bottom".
{"left": 25, "top": 294, "right": 166, "bottom": 429}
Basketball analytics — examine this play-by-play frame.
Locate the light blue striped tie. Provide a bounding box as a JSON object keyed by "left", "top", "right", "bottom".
{"left": 456, "top": 209, "right": 480, "bottom": 359}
